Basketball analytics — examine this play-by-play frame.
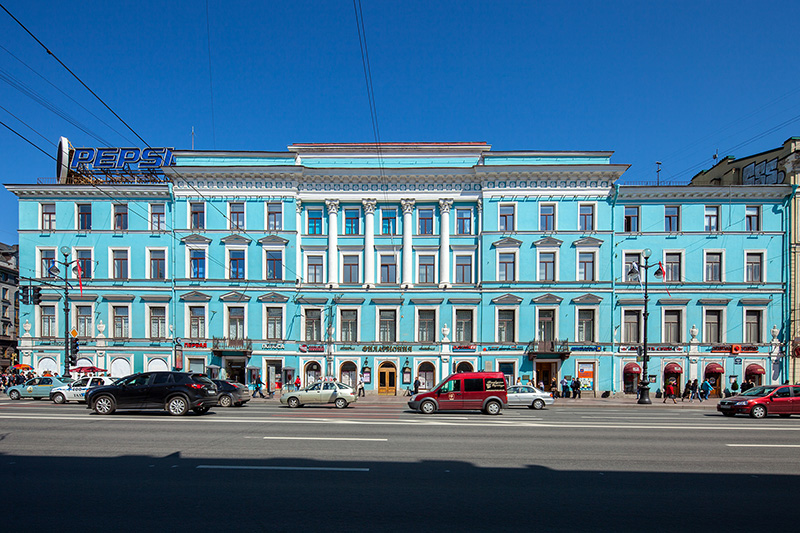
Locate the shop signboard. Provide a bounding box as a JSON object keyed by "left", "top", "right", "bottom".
{"left": 577, "top": 363, "right": 594, "bottom": 390}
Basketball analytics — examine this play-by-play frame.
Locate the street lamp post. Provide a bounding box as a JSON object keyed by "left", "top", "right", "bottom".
{"left": 628, "top": 248, "right": 663, "bottom": 405}
{"left": 59, "top": 246, "right": 73, "bottom": 378}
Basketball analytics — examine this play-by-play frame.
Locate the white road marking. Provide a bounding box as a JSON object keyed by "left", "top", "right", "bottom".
{"left": 250, "top": 436, "right": 388, "bottom": 442}
{"left": 197, "top": 465, "right": 369, "bottom": 472}
{"left": 726, "top": 444, "right": 800, "bottom": 448}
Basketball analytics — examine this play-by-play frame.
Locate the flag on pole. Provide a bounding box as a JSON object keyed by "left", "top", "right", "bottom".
{"left": 658, "top": 261, "right": 672, "bottom": 297}
{"left": 631, "top": 261, "right": 643, "bottom": 292}
{"left": 76, "top": 262, "right": 83, "bottom": 296}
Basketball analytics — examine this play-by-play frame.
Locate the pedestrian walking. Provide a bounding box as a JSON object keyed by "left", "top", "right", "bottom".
{"left": 730, "top": 379, "right": 739, "bottom": 396}
{"left": 561, "top": 377, "right": 570, "bottom": 399}
{"left": 571, "top": 378, "right": 581, "bottom": 399}
{"left": 681, "top": 380, "right": 691, "bottom": 402}
{"left": 294, "top": 376, "right": 301, "bottom": 391}
{"left": 700, "top": 378, "right": 712, "bottom": 401}
{"left": 550, "top": 378, "right": 558, "bottom": 398}
{"left": 689, "top": 379, "right": 699, "bottom": 402}
{"left": 357, "top": 375, "right": 365, "bottom": 397}
{"left": 252, "top": 374, "right": 265, "bottom": 398}
{"left": 663, "top": 382, "right": 677, "bottom": 404}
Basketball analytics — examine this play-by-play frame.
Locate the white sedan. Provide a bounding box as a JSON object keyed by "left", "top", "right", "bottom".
{"left": 506, "top": 385, "right": 555, "bottom": 410}
{"left": 50, "top": 376, "right": 117, "bottom": 404}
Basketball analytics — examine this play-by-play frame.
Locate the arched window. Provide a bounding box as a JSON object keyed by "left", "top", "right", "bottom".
{"left": 340, "top": 361, "right": 357, "bottom": 387}
{"left": 456, "top": 361, "right": 473, "bottom": 373}
{"left": 417, "top": 362, "right": 435, "bottom": 390}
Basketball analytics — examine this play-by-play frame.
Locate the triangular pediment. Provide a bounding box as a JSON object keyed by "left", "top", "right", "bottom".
{"left": 491, "top": 293, "right": 523, "bottom": 305}
{"left": 492, "top": 237, "right": 522, "bottom": 248}
{"left": 258, "top": 235, "right": 289, "bottom": 245}
{"left": 572, "top": 293, "right": 603, "bottom": 304}
{"left": 181, "top": 233, "right": 212, "bottom": 244}
{"left": 533, "top": 236, "right": 563, "bottom": 247}
{"left": 180, "top": 291, "right": 211, "bottom": 302}
{"left": 257, "top": 292, "right": 290, "bottom": 303}
{"left": 532, "top": 293, "right": 563, "bottom": 304}
{"left": 220, "top": 234, "right": 252, "bottom": 245}
{"left": 219, "top": 291, "right": 250, "bottom": 302}
{"left": 573, "top": 236, "right": 604, "bottom": 247}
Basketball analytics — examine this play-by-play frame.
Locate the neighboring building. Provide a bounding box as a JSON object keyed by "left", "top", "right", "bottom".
{"left": 691, "top": 137, "right": 800, "bottom": 384}
{"left": 5, "top": 141, "right": 793, "bottom": 396}
{"left": 0, "top": 243, "right": 18, "bottom": 370}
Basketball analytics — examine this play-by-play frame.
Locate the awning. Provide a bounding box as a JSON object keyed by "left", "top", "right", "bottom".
{"left": 664, "top": 362, "right": 683, "bottom": 374}
{"left": 745, "top": 363, "right": 766, "bottom": 375}
{"left": 623, "top": 362, "right": 641, "bottom": 374}
{"left": 704, "top": 363, "right": 724, "bottom": 374}
{"left": 206, "top": 364, "right": 221, "bottom": 369}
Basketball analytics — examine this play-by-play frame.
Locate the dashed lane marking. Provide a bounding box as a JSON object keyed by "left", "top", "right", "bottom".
{"left": 245, "top": 436, "right": 388, "bottom": 441}
{"left": 726, "top": 444, "right": 800, "bottom": 448}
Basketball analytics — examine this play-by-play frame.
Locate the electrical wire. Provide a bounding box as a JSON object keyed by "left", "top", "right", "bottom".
{"left": 205, "top": 0, "right": 217, "bottom": 149}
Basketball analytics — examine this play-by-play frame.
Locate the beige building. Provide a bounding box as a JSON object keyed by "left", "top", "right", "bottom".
{"left": 692, "top": 137, "right": 800, "bottom": 382}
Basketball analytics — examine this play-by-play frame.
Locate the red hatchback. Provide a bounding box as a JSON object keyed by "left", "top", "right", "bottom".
{"left": 717, "top": 385, "right": 800, "bottom": 418}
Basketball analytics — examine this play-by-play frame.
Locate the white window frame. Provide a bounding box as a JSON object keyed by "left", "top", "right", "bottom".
{"left": 262, "top": 303, "right": 286, "bottom": 340}
{"left": 112, "top": 203, "right": 129, "bottom": 231}
{"left": 455, "top": 207, "right": 473, "bottom": 235}
{"left": 108, "top": 247, "right": 131, "bottom": 280}
{"left": 575, "top": 249, "right": 598, "bottom": 282}
{"left": 453, "top": 253, "right": 475, "bottom": 284}
{"left": 223, "top": 302, "right": 248, "bottom": 340}
{"left": 263, "top": 246, "right": 286, "bottom": 281}
{"left": 742, "top": 307, "right": 766, "bottom": 344}
{"left": 380, "top": 206, "right": 398, "bottom": 235}
{"left": 337, "top": 307, "right": 360, "bottom": 342}
{"left": 414, "top": 306, "right": 439, "bottom": 343}
{"left": 743, "top": 249, "right": 767, "bottom": 283}
{"left": 109, "top": 302, "right": 132, "bottom": 339}
{"left": 228, "top": 201, "right": 246, "bottom": 231}
{"left": 452, "top": 306, "right": 478, "bottom": 343}
{"left": 304, "top": 254, "right": 325, "bottom": 284}
{"left": 417, "top": 207, "right": 435, "bottom": 235}
{"left": 75, "top": 202, "right": 92, "bottom": 231}
{"left": 701, "top": 307, "right": 726, "bottom": 344}
{"left": 577, "top": 202, "right": 597, "bottom": 232}
{"left": 378, "top": 252, "right": 399, "bottom": 284}
{"left": 660, "top": 307, "right": 685, "bottom": 344}
{"left": 498, "top": 202, "right": 518, "bottom": 232}
{"left": 188, "top": 201, "right": 206, "bottom": 230}
{"left": 537, "top": 248, "right": 560, "bottom": 282}
{"left": 339, "top": 251, "right": 363, "bottom": 285}
{"left": 342, "top": 206, "right": 361, "bottom": 235}
{"left": 39, "top": 202, "right": 56, "bottom": 232}
{"left": 144, "top": 302, "right": 169, "bottom": 339}
{"left": 36, "top": 304, "right": 59, "bottom": 338}
{"left": 72, "top": 248, "right": 94, "bottom": 280}
{"left": 265, "top": 202, "right": 283, "bottom": 231}
{"left": 184, "top": 303, "right": 209, "bottom": 340}
{"left": 575, "top": 306, "right": 599, "bottom": 343}
{"left": 149, "top": 203, "right": 167, "bottom": 232}
{"left": 539, "top": 202, "right": 557, "bottom": 232}
{"left": 534, "top": 307, "right": 558, "bottom": 342}
{"left": 225, "top": 246, "right": 248, "bottom": 280}
{"left": 307, "top": 207, "right": 325, "bottom": 235}
{"left": 495, "top": 306, "right": 520, "bottom": 343}
{"left": 662, "top": 249, "right": 685, "bottom": 283}
{"left": 36, "top": 247, "right": 57, "bottom": 278}
{"left": 703, "top": 249, "right": 725, "bottom": 283}
{"left": 146, "top": 247, "right": 169, "bottom": 280}
{"left": 621, "top": 307, "right": 644, "bottom": 344}
{"left": 300, "top": 306, "right": 326, "bottom": 342}
{"left": 416, "top": 254, "right": 438, "bottom": 285}
{"left": 375, "top": 306, "right": 400, "bottom": 342}
{"left": 495, "top": 248, "right": 519, "bottom": 282}
{"left": 186, "top": 245, "right": 208, "bottom": 280}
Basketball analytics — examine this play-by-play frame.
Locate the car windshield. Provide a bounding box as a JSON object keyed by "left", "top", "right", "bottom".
{"left": 430, "top": 374, "right": 455, "bottom": 391}
{"left": 739, "top": 386, "right": 777, "bottom": 397}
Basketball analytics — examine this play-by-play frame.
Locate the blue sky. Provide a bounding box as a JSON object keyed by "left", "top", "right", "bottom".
{"left": 1, "top": 0, "right": 799, "bottom": 244}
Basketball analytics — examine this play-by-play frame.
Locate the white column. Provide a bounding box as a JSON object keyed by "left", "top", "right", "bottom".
{"left": 326, "top": 199, "right": 339, "bottom": 286}
{"left": 439, "top": 198, "right": 453, "bottom": 287}
{"left": 363, "top": 199, "right": 377, "bottom": 287}
{"left": 295, "top": 199, "right": 302, "bottom": 283}
{"left": 401, "top": 199, "right": 415, "bottom": 287}
{"left": 476, "top": 199, "right": 483, "bottom": 285}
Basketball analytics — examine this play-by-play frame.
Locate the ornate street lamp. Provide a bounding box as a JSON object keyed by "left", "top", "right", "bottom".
{"left": 627, "top": 248, "right": 663, "bottom": 405}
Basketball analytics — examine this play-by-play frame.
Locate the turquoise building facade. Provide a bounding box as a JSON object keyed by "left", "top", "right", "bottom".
{"left": 6, "top": 142, "right": 793, "bottom": 396}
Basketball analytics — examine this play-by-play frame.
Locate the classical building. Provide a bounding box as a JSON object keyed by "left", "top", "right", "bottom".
{"left": 0, "top": 242, "right": 19, "bottom": 370}
{"left": 5, "top": 141, "right": 793, "bottom": 395}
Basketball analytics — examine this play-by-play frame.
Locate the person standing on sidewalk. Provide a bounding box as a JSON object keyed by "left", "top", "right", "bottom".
{"left": 357, "top": 375, "right": 365, "bottom": 397}
{"left": 571, "top": 378, "right": 581, "bottom": 399}
{"left": 689, "top": 379, "right": 699, "bottom": 402}
{"left": 561, "top": 377, "right": 570, "bottom": 399}
{"left": 413, "top": 376, "right": 421, "bottom": 395}
{"left": 294, "top": 375, "right": 301, "bottom": 391}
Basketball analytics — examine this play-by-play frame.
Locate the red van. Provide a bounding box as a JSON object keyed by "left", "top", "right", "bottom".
{"left": 407, "top": 371, "right": 508, "bottom": 415}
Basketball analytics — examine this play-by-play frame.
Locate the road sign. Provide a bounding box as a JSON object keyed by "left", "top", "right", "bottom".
{"left": 70, "top": 328, "right": 78, "bottom": 338}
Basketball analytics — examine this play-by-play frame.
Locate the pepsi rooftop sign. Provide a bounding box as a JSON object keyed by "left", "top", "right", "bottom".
{"left": 70, "top": 147, "right": 174, "bottom": 170}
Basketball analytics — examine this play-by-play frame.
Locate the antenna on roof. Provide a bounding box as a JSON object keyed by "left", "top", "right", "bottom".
{"left": 656, "top": 161, "right": 662, "bottom": 186}
{"left": 191, "top": 127, "right": 195, "bottom": 150}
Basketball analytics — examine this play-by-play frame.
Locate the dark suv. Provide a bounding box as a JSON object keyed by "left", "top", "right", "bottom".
{"left": 86, "top": 372, "right": 218, "bottom": 416}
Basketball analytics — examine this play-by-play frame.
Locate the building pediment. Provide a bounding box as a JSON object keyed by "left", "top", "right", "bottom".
{"left": 257, "top": 292, "right": 290, "bottom": 303}
{"left": 220, "top": 291, "right": 251, "bottom": 302}
{"left": 572, "top": 293, "right": 603, "bottom": 304}
{"left": 492, "top": 293, "right": 523, "bottom": 305}
{"left": 140, "top": 294, "right": 172, "bottom": 302}
{"left": 410, "top": 298, "right": 444, "bottom": 305}
{"left": 531, "top": 293, "right": 563, "bottom": 304}
{"left": 102, "top": 294, "right": 135, "bottom": 302}
{"left": 533, "top": 236, "right": 563, "bottom": 247}
{"left": 181, "top": 233, "right": 212, "bottom": 244}
{"left": 573, "top": 236, "right": 603, "bottom": 247}
{"left": 221, "top": 234, "right": 252, "bottom": 245}
{"left": 258, "top": 235, "right": 289, "bottom": 246}
{"left": 492, "top": 237, "right": 522, "bottom": 248}
{"left": 180, "top": 291, "right": 211, "bottom": 302}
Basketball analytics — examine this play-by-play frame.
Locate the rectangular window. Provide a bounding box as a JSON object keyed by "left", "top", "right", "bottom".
{"left": 624, "top": 206, "right": 639, "bottom": 232}
{"left": 745, "top": 253, "right": 763, "bottom": 282}
{"left": 267, "top": 203, "right": 282, "bottom": 230}
{"left": 113, "top": 250, "right": 128, "bottom": 280}
{"left": 455, "top": 309, "right": 473, "bottom": 342}
{"left": 419, "top": 256, "right": 435, "bottom": 284}
{"left": 114, "top": 204, "right": 128, "bottom": 231}
{"left": 539, "top": 252, "right": 555, "bottom": 281}
{"left": 418, "top": 310, "right": 435, "bottom": 342}
{"left": 150, "top": 306, "right": 167, "bottom": 339}
{"left": 579, "top": 204, "right": 594, "bottom": 232}
{"left": 624, "top": 310, "right": 641, "bottom": 343}
{"left": 41, "top": 250, "right": 56, "bottom": 278}
{"left": 305, "top": 309, "right": 321, "bottom": 341}
{"left": 341, "top": 310, "right": 357, "bottom": 342}
{"left": 151, "top": 203, "right": 166, "bottom": 231}
{"left": 624, "top": 252, "right": 642, "bottom": 282}
{"left": 379, "top": 310, "right": 396, "bottom": 342}
{"left": 190, "top": 203, "right": 205, "bottom": 230}
{"left": 665, "top": 206, "right": 680, "bottom": 232}
{"left": 664, "top": 310, "right": 681, "bottom": 343}
{"left": 229, "top": 250, "right": 245, "bottom": 279}
{"left": 266, "top": 307, "right": 282, "bottom": 340}
{"left": 343, "top": 255, "right": 359, "bottom": 284}
{"left": 382, "top": 208, "right": 397, "bottom": 235}
{"left": 578, "top": 252, "right": 595, "bottom": 281}
{"left": 578, "top": 309, "right": 595, "bottom": 342}
{"left": 150, "top": 250, "right": 166, "bottom": 280}
{"left": 745, "top": 206, "right": 760, "bottom": 232}
{"left": 344, "top": 209, "right": 360, "bottom": 235}
{"left": 308, "top": 209, "right": 323, "bottom": 235}
{"left": 307, "top": 257, "right": 323, "bottom": 283}
{"left": 704, "top": 206, "right": 719, "bottom": 232}
{"left": 705, "top": 252, "right": 722, "bottom": 282}
{"left": 189, "top": 307, "right": 205, "bottom": 339}
{"left": 538, "top": 309, "right": 555, "bottom": 342}
{"left": 77, "top": 250, "right": 92, "bottom": 279}
{"left": 266, "top": 251, "right": 282, "bottom": 281}
{"left": 78, "top": 204, "right": 92, "bottom": 230}
{"left": 42, "top": 203, "right": 55, "bottom": 230}
{"left": 455, "top": 256, "right": 472, "bottom": 284}
{"left": 540, "top": 204, "right": 555, "bottom": 231}
{"left": 230, "top": 203, "right": 245, "bottom": 230}
{"left": 380, "top": 255, "right": 396, "bottom": 283}
{"left": 499, "top": 253, "right": 515, "bottom": 282}
{"left": 705, "top": 310, "right": 722, "bottom": 343}
{"left": 190, "top": 249, "right": 206, "bottom": 279}
{"left": 664, "top": 253, "right": 681, "bottom": 282}
{"left": 113, "top": 306, "right": 129, "bottom": 338}
{"left": 498, "top": 310, "right": 515, "bottom": 342}
{"left": 456, "top": 209, "right": 471, "bottom": 235}
{"left": 41, "top": 306, "right": 56, "bottom": 337}
{"left": 228, "top": 307, "right": 245, "bottom": 339}
{"left": 418, "top": 208, "right": 433, "bottom": 235}
{"left": 745, "top": 310, "right": 762, "bottom": 343}
{"left": 76, "top": 305, "right": 92, "bottom": 337}
{"left": 500, "top": 205, "right": 515, "bottom": 232}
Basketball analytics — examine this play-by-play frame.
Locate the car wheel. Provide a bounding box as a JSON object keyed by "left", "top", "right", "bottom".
{"left": 484, "top": 400, "right": 502, "bottom": 415}
{"left": 219, "top": 394, "right": 233, "bottom": 407}
{"left": 8, "top": 390, "right": 20, "bottom": 400}
{"left": 287, "top": 396, "right": 300, "bottom": 408}
{"left": 532, "top": 399, "right": 545, "bottom": 410}
{"left": 750, "top": 405, "right": 767, "bottom": 419}
{"left": 420, "top": 400, "right": 436, "bottom": 414}
{"left": 166, "top": 396, "right": 189, "bottom": 416}
{"left": 93, "top": 395, "right": 116, "bottom": 415}
{"left": 722, "top": 412, "right": 736, "bottom": 417}
{"left": 193, "top": 405, "right": 210, "bottom": 415}
{"left": 52, "top": 393, "right": 66, "bottom": 404}
{"left": 335, "top": 397, "right": 347, "bottom": 409}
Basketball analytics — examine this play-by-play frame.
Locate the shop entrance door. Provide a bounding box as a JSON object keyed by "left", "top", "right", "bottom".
{"left": 378, "top": 362, "right": 396, "bottom": 395}
{"left": 225, "top": 358, "right": 246, "bottom": 384}
{"left": 707, "top": 373, "right": 723, "bottom": 398}
{"left": 537, "top": 362, "right": 555, "bottom": 390}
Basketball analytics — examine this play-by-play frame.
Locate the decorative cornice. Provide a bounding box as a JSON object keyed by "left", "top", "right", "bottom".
{"left": 492, "top": 237, "right": 522, "bottom": 248}
{"left": 573, "top": 236, "right": 604, "bottom": 247}
{"left": 258, "top": 235, "right": 289, "bottom": 245}
{"left": 492, "top": 293, "right": 523, "bottom": 305}
{"left": 533, "top": 236, "right": 563, "bottom": 247}
{"left": 531, "top": 293, "right": 563, "bottom": 304}
{"left": 220, "top": 234, "right": 252, "bottom": 245}
{"left": 140, "top": 294, "right": 171, "bottom": 302}
{"left": 257, "top": 292, "right": 290, "bottom": 303}
{"left": 572, "top": 294, "right": 603, "bottom": 304}
{"left": 181, "top": 233, "right": 212, "bottom": 244}
{"left": 220, "top": 291, "right": 250, "bottom": 302}
{"left": 180, "top": 291, "right": 211, "bottom": 302}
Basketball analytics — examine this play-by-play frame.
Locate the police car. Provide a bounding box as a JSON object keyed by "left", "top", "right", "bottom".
{"left": 50, "top": 376, "right": 117, "bottom": 404}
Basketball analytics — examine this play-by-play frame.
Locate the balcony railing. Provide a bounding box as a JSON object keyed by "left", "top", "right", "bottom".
{"left": 525, "top": 339, "right": 570, "bottom": 357}
{"left": 211, "top": 337, "right": 253, "bottom": 351}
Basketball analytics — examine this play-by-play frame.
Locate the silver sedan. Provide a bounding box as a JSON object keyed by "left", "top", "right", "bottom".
{"left": 506, "top": 385, "right": 555, "bottom": 409}
{"left": 280, "top": 380, "right": 357, "bottom": 409}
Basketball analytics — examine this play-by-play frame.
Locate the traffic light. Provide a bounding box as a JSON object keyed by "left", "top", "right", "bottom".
{"left": 69, "top": 337, "right": 80, "bottom": 365}
{"left": 20, "top": 286, "right": 29, "bottom": 305}
{"left": 31, "top": 287, "right": 42, "bottom": 306}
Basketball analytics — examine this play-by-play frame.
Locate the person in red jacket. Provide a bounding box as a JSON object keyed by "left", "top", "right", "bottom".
{"left": 294, "top": 376, "right": 301, "bottom": 391}
{"left": 663, "top": 382, "right": 677, "bottom": 404}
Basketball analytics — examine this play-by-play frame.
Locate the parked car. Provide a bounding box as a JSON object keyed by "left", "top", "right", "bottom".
{"left": 408, "top": 371, "right": 508, "bottom": 415}
{"left": 280, "top": 380, "right": 357, "bottom": 408}
{"left": 51, "top": 376, "right": 117, "bottom": 404}
{"left": 507, "top": 384, "right": 554, "bottom": 409}
{"left": 717, "top": 384, "right": 800, "bottom": 418}
{"left": 85, "top": 371, "right": 218, "bottom": 416}
{"left": 212, "top": 379, "right": 251, "bottom": 407}
{"left": 7, "top": 376, "right": 74, "bottom": 400}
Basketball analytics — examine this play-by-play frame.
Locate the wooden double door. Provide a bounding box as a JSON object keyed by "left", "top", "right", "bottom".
{"left": 378, "top": 362, "right": 397, "bottom": 395}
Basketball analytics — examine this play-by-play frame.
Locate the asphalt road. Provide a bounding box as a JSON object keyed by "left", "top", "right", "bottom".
{"left": 1, "top": 398, "right": 797, "bottom": 532}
